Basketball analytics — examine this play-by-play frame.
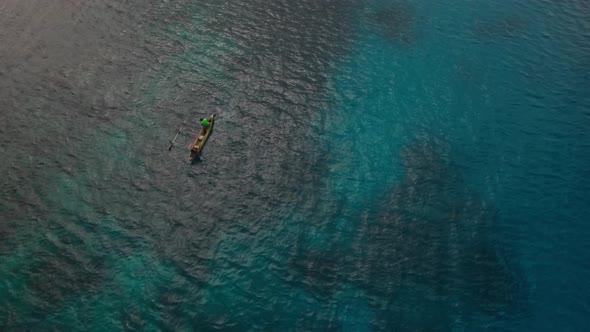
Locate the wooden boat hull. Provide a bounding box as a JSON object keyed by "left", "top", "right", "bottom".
{"left": 188, "top": 114, "right": 215, "bottom": 161}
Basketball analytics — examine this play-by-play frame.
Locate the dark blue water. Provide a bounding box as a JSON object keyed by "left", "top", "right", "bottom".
{"left": 1, "top": 0, "right": 589, "bottom": 330}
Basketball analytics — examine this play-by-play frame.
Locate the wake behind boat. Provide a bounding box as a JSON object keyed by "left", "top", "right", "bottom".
{"left": 189, "top": 114, "right": 215, "bottom": 162}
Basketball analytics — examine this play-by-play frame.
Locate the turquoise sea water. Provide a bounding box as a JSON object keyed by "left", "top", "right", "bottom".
{"left": 1, "top": 0, "right": 589, "bottom": 330}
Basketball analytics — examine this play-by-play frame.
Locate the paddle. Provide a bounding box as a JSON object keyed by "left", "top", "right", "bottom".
{"left": 168, "top": 120, "right": 185, "bottom": 150}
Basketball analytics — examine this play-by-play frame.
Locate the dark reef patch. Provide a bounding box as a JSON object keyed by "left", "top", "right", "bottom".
{"left": 473, "top": 15, "right": 527, "bottom": 40}
{"left": 289, "top": 249, "right": 350, "bottom": 297}
{"left": 370, "top": 3, "right": 417, "bottom": 44}
{"left": 288, "top": 136, "right": 527, "bottom": 328}
{"left": 27, "top": 249, "right": 108, "bottom": 317}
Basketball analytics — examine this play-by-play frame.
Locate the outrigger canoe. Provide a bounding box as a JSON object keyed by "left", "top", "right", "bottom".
{"left": 188, "top": 114, "right": 215, "bottom": 161}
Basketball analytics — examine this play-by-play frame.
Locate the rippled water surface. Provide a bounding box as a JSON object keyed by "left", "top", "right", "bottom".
{"left": 1, "top": 0, "right": 589, "bottom": 330}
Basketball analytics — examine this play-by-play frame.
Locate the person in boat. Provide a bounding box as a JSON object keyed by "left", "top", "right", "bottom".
{"left": 199, "top": 117, "right": 211, "bottom": 129}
